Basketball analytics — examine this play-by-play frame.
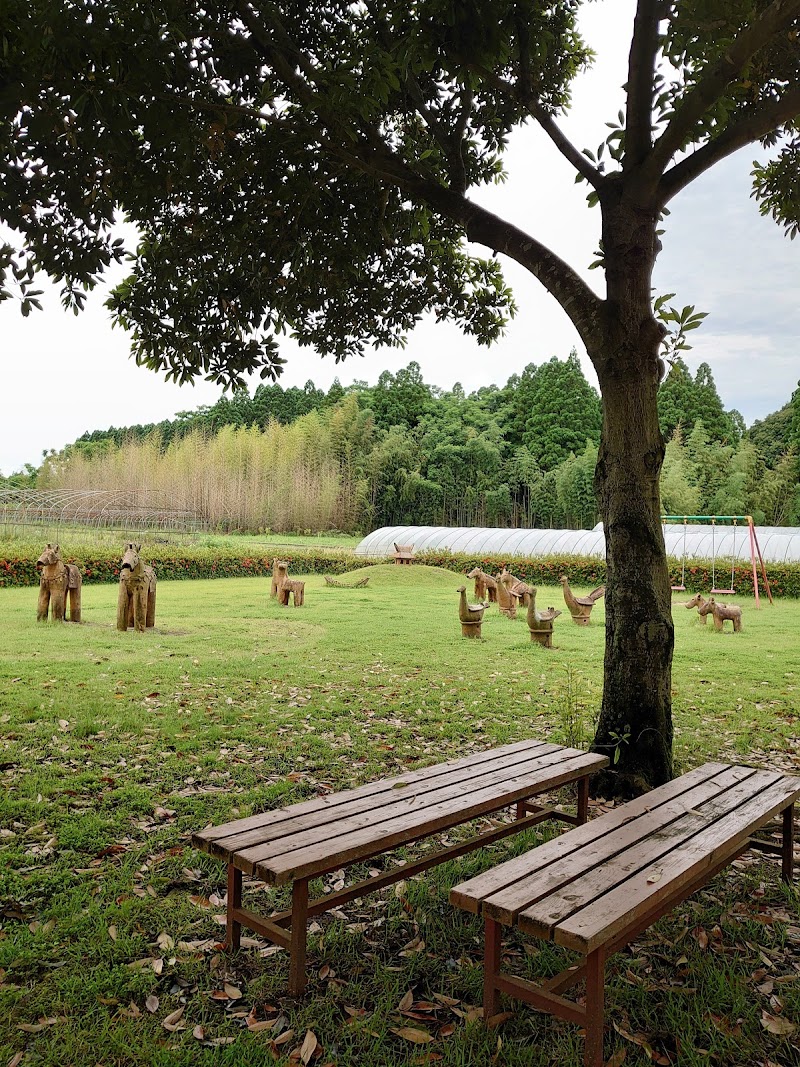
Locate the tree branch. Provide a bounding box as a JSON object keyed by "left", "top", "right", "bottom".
{"left": 625, "top": 1, "right": 662, "bottom": 168}
{"left": 474, "top": 68, "right": 604, "bottom": 188}
{"left": 645, "top": 0, "right": 800, "bottom": 179}
{"left": 229, "top": 2, "right": 604, "bottom": 344}
{"left": 658, "top": 86, "right": 800, "bottom": 204}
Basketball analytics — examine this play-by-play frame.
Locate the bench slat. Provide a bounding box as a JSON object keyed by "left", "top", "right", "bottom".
{"left": 449, "top": 761, "right": 729, "bottom": 914}
{"left": 193, "top": 737, "right": 552, "bottom": 847}
{"left": 481, "top": 763, "right": 759, "bottom": 924}
{"left": 522, "top": 775, "right": 800, "bottom": 953}
{"left": 205, "top": 742, "right": 570, "bottom": 857}
{"left": 248, "top": 752, "right": 605, "bottom": 883}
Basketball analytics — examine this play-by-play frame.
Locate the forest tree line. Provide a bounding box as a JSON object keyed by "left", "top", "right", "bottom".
{"left": 14, "top": 353, "right": 800, "bottom": 533}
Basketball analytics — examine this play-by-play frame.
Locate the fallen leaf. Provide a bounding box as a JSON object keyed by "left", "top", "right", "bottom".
{"left": 193, "top": 1024, "right": 205, "bottom": 1040}
{"left": 761, "top": 1010, "right": 795, "bottom": 1035}
{"left": 223, "top": 983, "right": 243, "bottom": 1000}
{"left": 273, "top": 1029, "right": 294, "bottom": 1047}
{"left": 300, "top": 1030, "right": 318, "bottom": 1064}
{"left": 163, "top": 1006, "right": 186, "bottom": 1032}
{"left": 604, "top": 1050, "right": 626, "bottom": 1067}
{"left": 108, "top": 925, "right": 118, "bottom": 942}
{"left": 486, "top": 1011, "right": 514, "bottom": 1029}
{"left": 398, "top": 990, "right": 414, "bottom": 1012}
{"left": 391, "top": 1027, "right": 434, "bottom": 1044}
{"left": 146, "top": 995, "right": 159, "bottom": 1014}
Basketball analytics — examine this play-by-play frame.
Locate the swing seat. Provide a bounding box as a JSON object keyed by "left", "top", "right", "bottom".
{"left": 671, "top": 584, "right": 686, "bottom": 592}
{"left": 710, "top": 587, "right": 735, "bottom": 595}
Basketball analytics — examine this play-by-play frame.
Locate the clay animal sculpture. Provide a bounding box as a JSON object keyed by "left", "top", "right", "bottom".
{"left": 279, "top": 576, "right": 305, "bottom": 607}
{"left": 393, "top": 543, "right": 415, "bottom": 565}
{"left": 496, "top": 570, "right": 519, "bottom": 619}
{"left": 559, "top": 575, "right": 605, "bottom": 626}
{"left": 526, "top": 586, "right": 562, "bottom": 648}
{"left": 270, "top": 560, "right": 289, "bottom": 598}
{"left": 683, "top": 592, "right": 708, "bottom": 624}
{"left": 457, "top": 585, "right": 486, "bottom": 638}
{"left": 699, "top": 596, "right": 743, "bottom": 633}
{"left": 117, "top": 543, "right": 157, "bottom": 632}
{"left": 36, "top": 544, "right": 82, "bottom": 622}
{"left": 466, "top": 567, "right": 498, "bottom": 603}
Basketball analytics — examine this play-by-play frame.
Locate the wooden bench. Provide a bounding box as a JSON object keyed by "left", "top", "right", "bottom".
{"left": 450, "top": 761, "right": 799, "bottom": 1067}
{"left": 192, "top": 739, "right": 608, "bottom": 995}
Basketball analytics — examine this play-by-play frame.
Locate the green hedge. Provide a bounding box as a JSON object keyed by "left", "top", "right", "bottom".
{"left": 0, "top": 546, "right": 367, "bottom": 588}
{"left": 416, "top": 550, "right": 800, "bottom": 599}
{"left": 2, "top": 544, "right": 799, "bottom": 597}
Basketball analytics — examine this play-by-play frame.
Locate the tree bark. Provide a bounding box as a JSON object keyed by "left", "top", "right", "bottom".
{"left": 589, "top": 193, "right": 674, "bottom": 797}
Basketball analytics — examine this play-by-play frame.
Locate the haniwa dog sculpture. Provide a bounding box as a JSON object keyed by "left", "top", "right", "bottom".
{"left": 36, "top": 544, "right": 82, "bottom": 622}
{"left": 117, "top": 543, "right": 157, "bottom": 632}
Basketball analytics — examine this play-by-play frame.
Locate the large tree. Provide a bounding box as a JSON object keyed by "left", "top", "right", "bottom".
{"left": 2, "top": 1, "right": 799, "bottom": 793}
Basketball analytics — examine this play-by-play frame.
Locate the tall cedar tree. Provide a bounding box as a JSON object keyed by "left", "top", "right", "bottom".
{"left": 2, "top": 1, "right": 799, "bottom": 793}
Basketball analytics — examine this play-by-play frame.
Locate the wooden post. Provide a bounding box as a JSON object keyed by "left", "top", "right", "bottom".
{"left": 226, "top": 865, "right": 242, "bottom": 951}
{"left": 288, "top": 878, "right": 309, "bottom": 997}
{"left": 483, "top": 917, "right": 502, "bottom": 1021}
{"left": 782, "top": 804, "right": 795, "bottom": 884}
{"left": 583, "top": 949, "right": 605, "bottom": 1067}
{"left": 577, "top": 776, "right": 589, "bottom": 825}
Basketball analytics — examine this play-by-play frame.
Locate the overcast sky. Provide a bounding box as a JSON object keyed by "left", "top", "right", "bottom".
{"left": 1, "top": 1, "right": 798, "bottom": 476}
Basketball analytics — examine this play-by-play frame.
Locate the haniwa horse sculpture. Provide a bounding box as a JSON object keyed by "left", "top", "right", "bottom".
{"left": 36, "top": 544, "right": 82, "bottom": 622}
{"left": 117, "top": 543, "right": 157, "bottom": 632}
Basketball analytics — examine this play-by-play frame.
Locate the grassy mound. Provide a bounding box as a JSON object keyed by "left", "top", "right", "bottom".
{"left": 336, "top": 562, "right": 468, "bottom": 589}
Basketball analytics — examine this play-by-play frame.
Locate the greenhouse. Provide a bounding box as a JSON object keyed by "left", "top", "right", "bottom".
{"left": 355, "top": 524, "right": 800, "bottom": 564}
{"left": 0, "top": 488, "right": 205, "bottom": 533}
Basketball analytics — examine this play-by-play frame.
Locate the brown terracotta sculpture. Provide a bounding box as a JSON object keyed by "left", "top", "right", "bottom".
{"left": 526, "top": 586, "right": 561, "bottom": 648}
{"left": 393, "top": 543, "right": 415, "bottom": 565}
{"left": 559, "top": 575, "right": 605, "bottom": 626}
{"left": 496, "top": 570, "right": 519, "bottom": 619}
{"left": 683, "top": 592, "right": 708, "bottom": 624}
{"left": 36, "top": 544, "right": 82, "bottom": 622}
{"left": 700, "top": 596, "right": 743, "bottom": 633}
{"left": 117, "top": 543, "right": 157, "bottom": 632}
{"left": 279, "top": 576, "right": 305, "bottom": 607}
{"left": 457, "top": 585, "right": 486, "bottom": 638}
{"left": 324, "top": 575, "right": 370, "bottom": 588}
{"left": 270, "top": 560, "right": 289, "bottom": 598}
{"left": 466, "top": 567, "right": 498, "bottom": 603}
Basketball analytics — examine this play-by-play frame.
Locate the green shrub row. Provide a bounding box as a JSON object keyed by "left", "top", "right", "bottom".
{"left": 0, "top": 546, "right": 366, "bottom": 588}
{"left": 2, "top": 544, "right": 798, "bottom": 597}
{"left": 417, "top": 551, "right": 800, "bottom": 598}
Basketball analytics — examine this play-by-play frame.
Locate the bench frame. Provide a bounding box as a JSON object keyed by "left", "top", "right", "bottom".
{"left": 480, "top": 803, "right": 795, "bottom": 1067}
{"left": 223, "top": 782, "right": 593, "bottom": 997}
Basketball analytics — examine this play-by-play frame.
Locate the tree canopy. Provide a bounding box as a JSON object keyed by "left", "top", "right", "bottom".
{"left": 3, "top": 1, "right": 799, "bottom": 793}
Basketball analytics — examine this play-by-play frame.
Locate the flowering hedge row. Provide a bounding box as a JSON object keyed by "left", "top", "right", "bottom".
{"left": 2, "top": 545, "right": 798, "bottom": 597}
{"left": 417, "top": 551, "right": 800, "bottom": 599}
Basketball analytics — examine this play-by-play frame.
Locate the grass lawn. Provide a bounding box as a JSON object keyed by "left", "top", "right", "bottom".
{"left": 1, "top": 565, "right": 799, "bottom": 1067}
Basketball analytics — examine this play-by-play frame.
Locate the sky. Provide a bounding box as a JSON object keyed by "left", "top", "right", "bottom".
{"left": 1, "top": 1, "right": 798, "bottom": 476}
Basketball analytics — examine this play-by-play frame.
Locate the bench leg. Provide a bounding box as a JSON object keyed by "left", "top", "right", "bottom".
{"left": 226, "top": 865, "right": 242, "bottom": 952}
{"left": 483, "top": 917, "right": 502, "bottom": 1020}
{"left": 783, "top": 804, "right": 795, "bottom": 884}
{"left": 577, "top": 776, "right": 589, "bottom": 825}
{"left": 288, "top": 877, "right": 309, "bottom": 997}
{"left": 583, "top": 949, "right": 605, "bottom": 1067}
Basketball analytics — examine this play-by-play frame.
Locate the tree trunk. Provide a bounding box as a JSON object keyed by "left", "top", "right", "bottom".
{"left": 589, "top": 191, "right": 674, "bottom": 797}
{"left": 590, "top": 328, "right": 674, "bottom": 797}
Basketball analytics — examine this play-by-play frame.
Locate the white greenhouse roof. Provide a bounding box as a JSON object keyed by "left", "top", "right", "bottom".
{"left": 355, "top": 525, "right": 800, "bottom": 564}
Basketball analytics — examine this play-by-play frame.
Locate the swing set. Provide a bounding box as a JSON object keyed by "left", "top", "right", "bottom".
{"left": 661, "top": 514, "right": 773, "bottom": 608}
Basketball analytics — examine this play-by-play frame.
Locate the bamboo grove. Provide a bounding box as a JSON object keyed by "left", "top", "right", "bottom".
{"left": 21, "top": 355, "right": 800, "bottom": 534}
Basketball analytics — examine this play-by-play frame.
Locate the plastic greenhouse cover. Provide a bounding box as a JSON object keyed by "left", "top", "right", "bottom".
{"left": 355, "top": 525, "right": 800, "bottom": 563}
